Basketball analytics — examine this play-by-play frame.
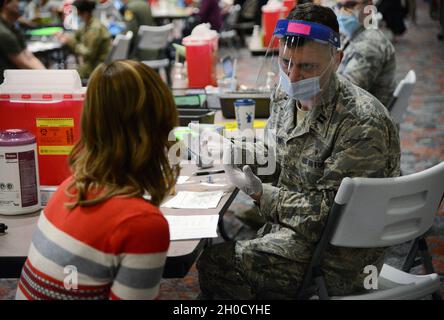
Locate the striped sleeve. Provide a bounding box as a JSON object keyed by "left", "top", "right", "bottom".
{"left": 108, "top": 212, "right": 170, "bottom": 300}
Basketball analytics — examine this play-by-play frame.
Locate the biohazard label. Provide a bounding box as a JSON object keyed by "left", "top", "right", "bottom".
{"left": 36, "top": 118, "right": 75, "bottom": 155}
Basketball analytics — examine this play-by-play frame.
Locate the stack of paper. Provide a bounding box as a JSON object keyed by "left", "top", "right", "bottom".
{"left": 164, "top": 215, "right": 219, "bottom": 240}
{"left": 176, "top": 176, "right": 190, "bottom": 184}
{"left": 162, "top": 191, "right": 224, "bottom": 209}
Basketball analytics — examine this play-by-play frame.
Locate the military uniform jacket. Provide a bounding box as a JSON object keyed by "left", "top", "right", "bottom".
{"left": 124, "top": 0, "right": 158, "bottom": 60}
{"left": 337, "top": 26, "right": 397, "bottom": 108}
{"left": 237, "top": 74, "right": 401, "bottom": 295}
{"left": 0, "top": 17, "right": 27, "bottom": 83}
{"left": 66, "top": 17, "right": 111, "bottom": 79}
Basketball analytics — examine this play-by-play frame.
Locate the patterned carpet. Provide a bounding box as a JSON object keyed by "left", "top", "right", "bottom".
{"left": 1, "top": 1, "right": 443, "bottom": 299}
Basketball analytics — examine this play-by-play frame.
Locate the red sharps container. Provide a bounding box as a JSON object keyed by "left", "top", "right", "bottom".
{"left": 0, "top": 70, "right": 85, "bottom": 186}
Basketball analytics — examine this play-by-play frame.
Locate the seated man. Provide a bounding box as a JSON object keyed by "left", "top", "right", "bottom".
{"left": 335, "top": 0, "right": 397, "bottom": 107}
{"left": 123, "top": 0, "right": 158, "bottom": 60}
{"left": 0, "top": 0, "right": 45, "bottom": 83}
{"left": 56, "top": 0, "right": 111, "bottom": 80}
{"left": 195, "top": 3, "right": 400, "bottom": 299}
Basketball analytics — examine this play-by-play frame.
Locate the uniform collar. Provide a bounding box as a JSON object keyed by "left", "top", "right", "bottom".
{"left": 286, "top": 73, "right": 339, "bottom": 141}
{"left": 349, "top": 25, "right": 366, "bottom": 41}
{"left": 341, "top": 25, "right": 365, "bottom": 50}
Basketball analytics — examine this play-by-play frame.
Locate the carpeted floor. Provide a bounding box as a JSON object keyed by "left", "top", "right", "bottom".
{"left": 1, "top": 1, "right": 443, "bottom": 300}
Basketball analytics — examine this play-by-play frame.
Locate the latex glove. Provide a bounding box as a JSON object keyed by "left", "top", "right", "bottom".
{"left": 223, "top": 144, "right": 263, "bottom": 197}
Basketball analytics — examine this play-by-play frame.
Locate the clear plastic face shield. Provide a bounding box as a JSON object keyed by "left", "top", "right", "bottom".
{"left": 256, "top": 19, "right": 341, "bottom": 109}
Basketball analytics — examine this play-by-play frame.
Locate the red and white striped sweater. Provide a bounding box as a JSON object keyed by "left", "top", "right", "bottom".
{"left": 16, "top": 177, "right": 170, "bottom": 300}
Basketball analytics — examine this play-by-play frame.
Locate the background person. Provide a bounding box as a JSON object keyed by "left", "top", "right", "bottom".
{"left": 183, "top": 0, "right": 223, "bottom": 36}
{"left": 336, "top": 0, "right": 397, "bottom": 107}
{"left": 56, "top": 0, "right": 111, "bottom": 80}
{"left": 0, "top": 0, "right": 45, "bottom": 83}
{"left": 122, "top": 0, "right": 158, "bottom": 60}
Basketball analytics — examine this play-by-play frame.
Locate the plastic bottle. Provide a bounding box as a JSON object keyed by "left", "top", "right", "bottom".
{"left": 249, "top": 25, "right": 263, "bottom": 50}
{"left": 0, "top": 129, "right": 41, "bottom": 215}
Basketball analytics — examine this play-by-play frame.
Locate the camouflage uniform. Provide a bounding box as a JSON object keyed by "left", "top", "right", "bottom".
{"left": 197, "top": 74, "right": 401, "bottom": 299}
{"left": 337, "top": 26, "right": 397, "bottom": 107}
{"left": 66, "top": 17, "right": 111, "bottom": 79}
{"left": 124, "top": 0, "right": 158, "bottom": 61}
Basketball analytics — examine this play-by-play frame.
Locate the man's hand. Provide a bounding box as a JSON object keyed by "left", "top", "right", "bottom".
{"left": 223, "top": 144, "right": 263, "bottom": 198}
{"left": 55, "top": 32, "right": 70, "bottom": 44}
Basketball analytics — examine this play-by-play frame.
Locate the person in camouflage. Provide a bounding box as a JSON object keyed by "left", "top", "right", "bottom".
{"left": 122, "top": 0, "right": 158, "bottom": 61}
{"left": 335, "top": 0, "right": 397, "bottom": 107}
{"left": 57, "top": 0, "right": 111, "bottom": 79}
{"left": 196, "top": 3, "right": 401, "bottom": 299}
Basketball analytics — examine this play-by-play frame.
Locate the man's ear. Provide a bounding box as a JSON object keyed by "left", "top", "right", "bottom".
{"left": 334, "top": 50, "right": 343, "bottom": 70}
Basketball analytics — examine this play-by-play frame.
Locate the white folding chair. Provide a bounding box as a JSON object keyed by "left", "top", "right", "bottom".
{"left": 136, "top": 23, "right": 174, "bottom": 84}
{"left": 388, "top": 70, "right": 416, "bottom": 125}
{"left": 106, "top": 31, "right": 133, "bottom": 63}
{"left": 298, "top": 161, "right": 444, "bottom": 300}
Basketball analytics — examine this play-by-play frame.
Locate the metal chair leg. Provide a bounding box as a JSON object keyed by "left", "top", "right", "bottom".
{"left": 418, "top": 237, "right": 436, "bottom": 274}
{"left": 402, "top": 238, "right": 419, "bottom": 272}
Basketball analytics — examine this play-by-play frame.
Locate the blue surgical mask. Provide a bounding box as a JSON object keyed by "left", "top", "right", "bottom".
{"left": 77, "top": 16, "right": 85, "bottom": 29}
{"left": 337, "top": 12, "right": 361, "bottom": 39}
{"left": 279, "top": 68, "right": 321, "bottom": 101}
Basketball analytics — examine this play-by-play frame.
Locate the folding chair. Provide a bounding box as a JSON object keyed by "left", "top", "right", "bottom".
{"left": 106, "top": 31, "right": 133, "bottom": 63}
{"left": 388, "top": 70, "right": 416, "bottom": 125}
{"left": 298, "top": 161, "right": 444, "bottom": 300}
{"left": 136, "top": 23, "right": 174, "bottom": 85}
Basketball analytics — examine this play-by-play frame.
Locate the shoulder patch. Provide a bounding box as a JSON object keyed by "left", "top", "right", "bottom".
{"left": 124, "top": 10, "right": 134, "bottom": 21}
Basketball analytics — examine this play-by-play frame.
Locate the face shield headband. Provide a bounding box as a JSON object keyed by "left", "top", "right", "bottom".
{"left": 273, "top": 19, "right": 341, "bottom": 49}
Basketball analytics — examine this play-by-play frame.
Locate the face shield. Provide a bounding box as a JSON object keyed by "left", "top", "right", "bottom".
{"left": 256, "top": 19, "right": 341, "bottom": 108}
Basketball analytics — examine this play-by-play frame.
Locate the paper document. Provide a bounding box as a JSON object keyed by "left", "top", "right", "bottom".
{"left": 162, "top": 191, "right": 224, "bottom": 209}
{"left": 177, "top": 176, "right": 190, "bottom": 184}
{"left": 165, "top": 214, "right": 219, "bottom": 240}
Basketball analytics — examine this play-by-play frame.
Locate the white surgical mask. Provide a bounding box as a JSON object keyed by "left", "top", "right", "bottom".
{"left": 278, "top": 59, "right": 334, "bottom": 102}
{"left": 279, "top": 68, "right": 321, "bottom": 101}
{"left": 337, "top": 11, "right": 361, "bottom": 39}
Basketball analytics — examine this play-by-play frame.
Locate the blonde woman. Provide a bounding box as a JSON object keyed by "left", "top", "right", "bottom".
{"left": 16, "top": 60, "right": 179, "bottom": 300}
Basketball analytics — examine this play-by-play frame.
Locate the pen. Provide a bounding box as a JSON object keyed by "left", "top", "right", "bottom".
{"left": 193, "top": 169, "right": 225, "bottom": 176}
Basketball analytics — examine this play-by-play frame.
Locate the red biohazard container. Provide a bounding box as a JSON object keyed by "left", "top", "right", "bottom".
{"left": 0, "top": 70, "right": 85, "bottom": 186}
{"left": 182, "top": 31, "right": 219, "bottom": 88}
{"left": 262, "top": 3, "right": 287, "bottom": 49}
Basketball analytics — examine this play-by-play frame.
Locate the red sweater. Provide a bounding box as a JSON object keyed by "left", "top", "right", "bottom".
{"left": 16, "top": 177, "right": 170, "bottom": 300}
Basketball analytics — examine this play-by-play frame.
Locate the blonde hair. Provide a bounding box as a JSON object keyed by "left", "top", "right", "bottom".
{"left": 66, "top": 60, "right": 179, "bottom": 208}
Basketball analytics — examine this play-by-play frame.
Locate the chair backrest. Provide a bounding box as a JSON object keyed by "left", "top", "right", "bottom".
{"left": 137, "top": 23, "right": 174, "bottom": 51}
{"left": 107, "top": 31, "right": 133, "bottom": 62}
{"left": 331, "top": 161, "right": 444, "bottom": 248}
{"left": 389, "top": 70, "right": 416, "bottom": 124}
